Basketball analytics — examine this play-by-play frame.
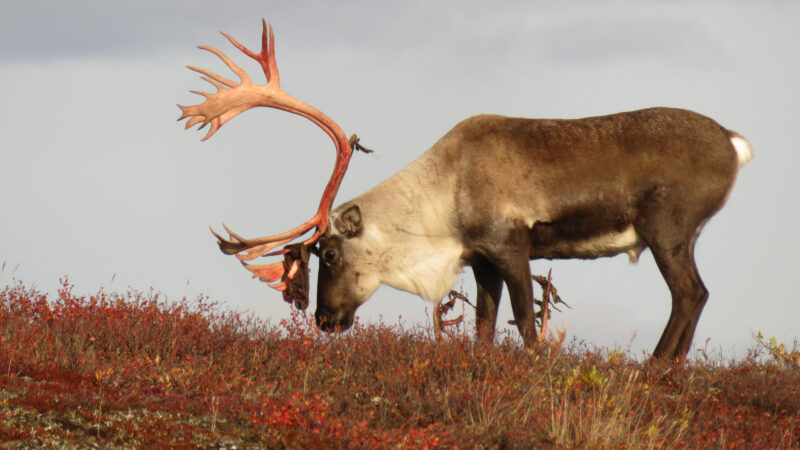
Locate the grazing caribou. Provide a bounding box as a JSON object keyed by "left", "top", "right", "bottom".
{"left": 179, "top": 21, "right": 752, "bottom": 360}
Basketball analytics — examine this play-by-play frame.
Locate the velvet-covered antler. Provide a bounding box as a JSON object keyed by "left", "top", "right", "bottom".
{"left": 178, "top": 20, "right": 352, "bottom": 304}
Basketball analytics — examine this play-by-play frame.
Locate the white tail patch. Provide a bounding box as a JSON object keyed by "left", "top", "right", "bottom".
{"left": 729, "top": 132, "right": 753, "bottom": 167}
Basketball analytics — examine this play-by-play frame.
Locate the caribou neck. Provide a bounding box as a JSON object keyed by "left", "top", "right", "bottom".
{"left": 344, "top": 144, "right": 465, "bottom": 301}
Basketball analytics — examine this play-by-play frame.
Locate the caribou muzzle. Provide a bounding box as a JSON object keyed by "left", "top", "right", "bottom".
{"left": 314, "top": 306, "right": 355, "bottom": 332}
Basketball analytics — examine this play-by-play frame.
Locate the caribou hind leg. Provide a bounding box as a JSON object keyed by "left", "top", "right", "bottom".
{"left": 637, "top": 192, "right": 712, "bottom": 360}
{"left": 649, "top": 237, "right": 708, "bottom": 360}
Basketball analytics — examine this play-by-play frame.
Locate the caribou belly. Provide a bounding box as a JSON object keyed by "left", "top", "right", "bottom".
{"left": 531, "top": 225, "right": 646, "bottom": 262}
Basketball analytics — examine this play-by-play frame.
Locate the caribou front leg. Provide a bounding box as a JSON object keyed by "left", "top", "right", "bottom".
{"left": 483, "top": 226, "right": 538, "bottom": 347}
{"left": 504, "top": 262, "right": 537, "bottom": 347}
{"left": 472, "top": 257, "right": 504, "bottom": 345}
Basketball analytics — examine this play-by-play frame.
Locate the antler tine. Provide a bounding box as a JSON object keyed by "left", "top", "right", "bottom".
{"left": 196, "top": 44, "right": 252, "bottom": 85}
{"left": 185, "top": 63, "right": 238, "bottom": 90}
{"left": 209, "top": 215, "right": 321, "bottom": 260}
{"left": 221, "top": 19, "right": 278, "bottom": 85}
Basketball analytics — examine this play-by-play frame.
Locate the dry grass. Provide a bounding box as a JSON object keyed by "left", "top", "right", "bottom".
{"left": 1, "top": 279, "right": 798, "bottom": 447}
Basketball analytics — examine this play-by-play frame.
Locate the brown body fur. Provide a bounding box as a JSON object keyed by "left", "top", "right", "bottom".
{"left": 316, "top": 107, "right": 748, "bottom": 360}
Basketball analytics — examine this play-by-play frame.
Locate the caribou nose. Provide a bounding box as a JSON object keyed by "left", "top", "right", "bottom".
{"left": 315, "top": 308, "right": 336, "bottom": 332}
{"left": 314, "top": 307, "right": 354, "bottom": 332}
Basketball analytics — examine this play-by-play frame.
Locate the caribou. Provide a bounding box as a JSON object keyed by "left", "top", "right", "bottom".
{"left": 179, "top": 21, "right": 752, "bottom": 360}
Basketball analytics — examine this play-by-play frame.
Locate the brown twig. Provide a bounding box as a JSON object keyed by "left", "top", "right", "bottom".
{"left": 349, "top": 134, "right": 374, "bottom": 154}
{"left": 536, "top": 269, "right": 566, "bottom": 348}
{"left": 434, "top": 271, "right": 567, "bottom": 346}
{"left": 433, "top": 290, "right": 471, "bottom": 340}
{"left": 532, "top": 273, "right": 570, "bottom": 315}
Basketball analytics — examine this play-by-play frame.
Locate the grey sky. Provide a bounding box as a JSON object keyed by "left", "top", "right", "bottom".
{"left": 1, "top": 1, "right": 797, "bottom": 358}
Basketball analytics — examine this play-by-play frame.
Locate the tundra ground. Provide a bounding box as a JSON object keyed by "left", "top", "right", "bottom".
{"left": 1, "top": 280, "right": 798, "bottom": 448}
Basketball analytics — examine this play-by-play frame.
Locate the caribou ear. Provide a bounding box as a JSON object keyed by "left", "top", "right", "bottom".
{"left": 334, "top": 205, "right": 362, "bottom": 238}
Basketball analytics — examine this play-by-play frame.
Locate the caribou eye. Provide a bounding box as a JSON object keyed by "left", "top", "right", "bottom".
{"left": 322, "top": 248, "right": 338, "bottom": 266}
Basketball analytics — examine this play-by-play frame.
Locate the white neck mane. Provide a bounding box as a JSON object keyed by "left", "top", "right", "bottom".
{"left": 369, "top": 226, "right": 464, "bottom": 301}
{"left": 353, "top": 148, "right": 464, "bottom": 301}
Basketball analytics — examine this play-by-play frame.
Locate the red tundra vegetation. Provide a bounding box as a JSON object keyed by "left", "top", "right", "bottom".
{"left": 1, "top": 279, "right": 798, "bottom": 447}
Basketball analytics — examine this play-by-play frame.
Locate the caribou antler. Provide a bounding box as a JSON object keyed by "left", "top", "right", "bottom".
{"left": 178, "top": 20, "right": 353, "bottom": 303}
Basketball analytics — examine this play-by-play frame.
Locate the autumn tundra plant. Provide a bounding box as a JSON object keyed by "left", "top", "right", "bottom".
{"left": 2, "top": 280, "right": 799, "bottom": 447}
{"left": 180, "top": 20, "right": 752, "bottom": 359}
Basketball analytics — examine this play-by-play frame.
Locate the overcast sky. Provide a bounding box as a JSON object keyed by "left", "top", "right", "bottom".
{"left": 1, "top": 1, "right": 797, "bottom": 359}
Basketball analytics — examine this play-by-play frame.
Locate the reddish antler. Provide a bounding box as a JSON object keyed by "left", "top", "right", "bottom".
{"left": 178, "top": 20, "right": 352, "bottom": 300}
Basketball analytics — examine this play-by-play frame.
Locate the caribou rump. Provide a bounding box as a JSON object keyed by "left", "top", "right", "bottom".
{"left": 179, "top": 21, "right": 752, "bottom": 360}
